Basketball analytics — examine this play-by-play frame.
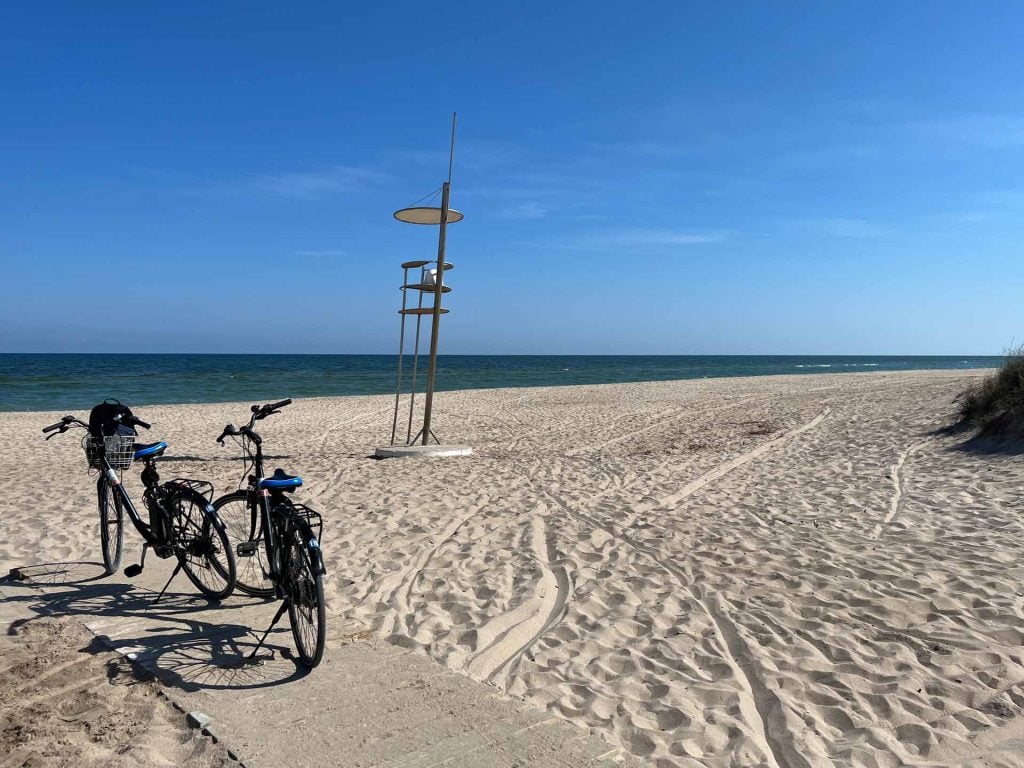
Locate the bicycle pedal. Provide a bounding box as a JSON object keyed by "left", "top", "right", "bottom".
{"left": 124, "top": 564, "right": 143, "bottom": 578}
{"left": 236, "top": 542, "right": 258, "bottom": 557}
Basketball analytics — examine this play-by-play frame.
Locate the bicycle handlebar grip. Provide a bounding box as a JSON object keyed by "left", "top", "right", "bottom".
{"left": 42, "top": 422, "right": 62, "bottom": 433}
{"left": 135, "top": 418, "right": 151, "bottom": 430}
{"left": 216, "top": 424, "right": 237, "bottom": 444}
{"left": 268, "top": 398, "right": 292, "bottom": 410}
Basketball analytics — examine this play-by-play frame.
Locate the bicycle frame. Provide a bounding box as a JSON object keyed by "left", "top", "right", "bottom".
{"left": 213, "top": 399, "right": 326, "bottom": 666}
{"left": 100, "top": 453, "right": 170, "bottom": 546}
{"left": 236, "top": 430, "right": 308, "bottom": 592}
{"left": 221, "top": 404, "right": 325, "bottom": 588}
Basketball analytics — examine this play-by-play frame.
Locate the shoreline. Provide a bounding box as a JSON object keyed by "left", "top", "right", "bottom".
{"left": 0, "top": 365, "right": 998, "bottom": 415}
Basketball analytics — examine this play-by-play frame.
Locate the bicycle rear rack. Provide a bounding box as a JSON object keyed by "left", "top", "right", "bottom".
{"left": 289, "top": 503, "right": 323, "bottom": 541}
{"left": 171, "top": 478, "right": 215, "bottom": 502}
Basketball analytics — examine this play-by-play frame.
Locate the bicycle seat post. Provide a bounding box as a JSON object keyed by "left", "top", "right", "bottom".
{"left": 141, "top": 458, "right": 160, "bottom": 489}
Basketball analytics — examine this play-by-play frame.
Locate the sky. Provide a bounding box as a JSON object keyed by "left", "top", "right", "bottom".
{"left": 1, "top": 2, "right": 1022, "bottom": 355}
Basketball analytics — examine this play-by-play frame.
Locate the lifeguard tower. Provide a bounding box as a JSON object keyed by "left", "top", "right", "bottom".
{"left": 375, "top": 115, "right": 472, "bottom": 459}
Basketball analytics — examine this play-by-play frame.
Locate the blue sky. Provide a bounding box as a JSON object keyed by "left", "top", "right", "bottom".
{"left": 2, "top": 2, "right": 1022, "bottom": 354}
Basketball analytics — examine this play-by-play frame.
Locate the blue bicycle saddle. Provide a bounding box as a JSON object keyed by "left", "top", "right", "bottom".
{"left": 258, "top": 468, "right": 303, "bottom": 491}
{"left": 134, "top": 441, "right": 168, "bottom": 460}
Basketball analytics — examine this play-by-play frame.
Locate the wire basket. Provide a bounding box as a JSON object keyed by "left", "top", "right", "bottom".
{"left": 83, "top": 434, "right": 136, "bottom": 470}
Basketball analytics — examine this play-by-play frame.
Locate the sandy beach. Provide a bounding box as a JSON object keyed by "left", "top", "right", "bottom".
{"left": 2, "top": 369, "right": 1023, "bottom": 767}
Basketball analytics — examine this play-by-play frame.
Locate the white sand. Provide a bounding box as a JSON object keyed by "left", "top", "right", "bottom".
{"left": 2, "top": 369, "right": 1023, "bottom": 767}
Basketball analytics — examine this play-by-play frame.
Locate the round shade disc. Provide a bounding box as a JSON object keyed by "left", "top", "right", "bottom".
{"left": 394, "top": 207, "right": 464, "bottom": 225}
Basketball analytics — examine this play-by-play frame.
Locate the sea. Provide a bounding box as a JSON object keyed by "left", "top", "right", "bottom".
{"left": 0, "top": 354, "right": 1001, "bottom": 412}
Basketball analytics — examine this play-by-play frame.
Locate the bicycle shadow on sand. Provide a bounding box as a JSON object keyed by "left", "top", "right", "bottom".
{"left": 3, "top": 561, "right": 315, "bottom": 692}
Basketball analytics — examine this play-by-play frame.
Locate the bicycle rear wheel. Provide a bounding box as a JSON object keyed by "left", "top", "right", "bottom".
{"left": 96, "top": 476, "right": 123, "bottom": 575}
{"left": 168, "top": 487, "right": 237, "bottom": 601}
{"left": 282, "top": 517, "right": 326, "bottom": 668}
{"left": 212, "top": 490, "right": 274, "bottom": 597}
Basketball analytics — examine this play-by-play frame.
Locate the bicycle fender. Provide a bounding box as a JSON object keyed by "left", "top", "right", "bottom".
{"left": 201, "top": 503, "right": 228, "bottom": 533}
{"left": 306, "top": 536, "right": 326, "bottom": 576}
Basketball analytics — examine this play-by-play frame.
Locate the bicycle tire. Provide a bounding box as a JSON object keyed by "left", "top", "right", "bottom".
{"left": 281, "top": 513, "right": 326, "bottom": 668}
{"left": 212, "top": 490, "right": 274, "bottom": 597}
{"left": 96, "top": 475, "right": 124, "bottom": 575}
{"left": 168, "top": 486, "right": 237, "bottom": 601}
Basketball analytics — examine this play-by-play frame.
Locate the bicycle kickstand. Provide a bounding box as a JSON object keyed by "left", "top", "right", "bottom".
{"left": 152, "top": 561, "right": 183, "bottom": 605}
{"left": 245, "top": 600, "right": 290, "bottom": 662}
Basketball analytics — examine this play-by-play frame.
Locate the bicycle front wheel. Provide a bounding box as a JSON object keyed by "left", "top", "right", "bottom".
{"left": 169, "top": 487, "right": 237, "bottom": 601}
{"left": 96, "top": 476, "right": 124, "bottom": 575}
{"left": 212, "top": 491, "right": 274, "bottom": 597}
{"left": 283, "top": 518, "right": 326, "bottom": 668}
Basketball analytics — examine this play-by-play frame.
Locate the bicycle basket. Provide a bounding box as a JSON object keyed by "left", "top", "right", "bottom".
{"left": 83, "top": 434, "right": 136, "bottom": 470}
{"left": 288, "top": 503, "right": 323, "bottom": 542}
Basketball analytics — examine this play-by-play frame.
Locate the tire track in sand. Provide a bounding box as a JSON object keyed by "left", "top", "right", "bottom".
{"left": 466, "top": 509, "right": 572, "bottom": 688}
{"left": 522, "top": 408, "right": 831, "bottom": 768}
{"left": 566, "top": 395, "right": 763, "bottom": 458}
{"left": 372, "top": 470, "right": 492, "bottom": 640}
{"left": 653, "top": 407, "right": 830, "bottom": 509}
{"left": 870, "top": 438, "right": 930, "bottom": 540}
{"left": 378, "top": 504, "right": 485, "bottom": 641}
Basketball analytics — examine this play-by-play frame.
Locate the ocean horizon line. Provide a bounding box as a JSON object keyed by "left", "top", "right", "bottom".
{"left": 0, "top": 353, "right": 1001, "bottom": 413}
{"left": 0, "top": 352, "right": 1004, "bottom": 358}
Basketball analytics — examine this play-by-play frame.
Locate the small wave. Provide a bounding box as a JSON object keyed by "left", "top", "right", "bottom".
{"left": 795, "top": 364, "right": 832, "bottom": 368}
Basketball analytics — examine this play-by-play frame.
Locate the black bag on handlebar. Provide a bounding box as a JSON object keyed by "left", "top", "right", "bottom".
{"left": 88, "top": 399, "right": 137, "bottom": 438}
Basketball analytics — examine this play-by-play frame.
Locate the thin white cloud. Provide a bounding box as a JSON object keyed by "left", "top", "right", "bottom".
{"left": 586, "top": 141, "right": 693, "bottom": 159}
{"left": 948, "top": 212, "right": 991, "bottom": 224}
{"left": 293, "top": 249, "right": 348, "bottom": 257}
{"left": 792, "top": 218, "right": 888, "bottom": 239}
{"left": 525, "top": 228, "right": 733, "bottom": 252}
{"left": 777, "top": 144, "right": 881, "bottom": 167}
{"left": 196, "top": 165, "right": 389, "bottom": 200}
{"left": 498, "top": 202, "right": 547, "bottom": 220}
{"left": 603, "top": 228, "right": 732, "bottom": 246}
{"left": 910, "top": 115, "right": 1024, "bottom": 148}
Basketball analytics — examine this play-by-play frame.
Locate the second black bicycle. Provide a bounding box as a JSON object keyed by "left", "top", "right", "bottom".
{"left": 212, "top": 399, "right": 327, "bottom": 668}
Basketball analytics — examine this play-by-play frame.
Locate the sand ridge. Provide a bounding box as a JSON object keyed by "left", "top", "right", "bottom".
{"left": 2, "top": 369, "right": 1024, "bottom": 767}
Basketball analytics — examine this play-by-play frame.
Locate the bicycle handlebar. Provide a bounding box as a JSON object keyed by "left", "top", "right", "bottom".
{"left": 250, "top": 399, "right": 292, "bottom": 419}
{"left": 217, "top": 398, "right": 290, "bottom": 446}
{"left": 41, "top": 415, "right": 87, "bottom": 436}
{"left": 216, "top": 423, "right": 239, "bottom": 444}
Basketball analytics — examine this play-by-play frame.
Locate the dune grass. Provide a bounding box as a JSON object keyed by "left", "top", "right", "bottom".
{"left": 957, "top": 345, "right": 1024, "bottom": 437}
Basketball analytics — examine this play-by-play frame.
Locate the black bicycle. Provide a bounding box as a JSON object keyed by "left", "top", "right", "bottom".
{"left": 212, "top": 399, "right": 327, "bottom": 667}
{"left": 42, "top": 413, "right": 237, "bottom": 602}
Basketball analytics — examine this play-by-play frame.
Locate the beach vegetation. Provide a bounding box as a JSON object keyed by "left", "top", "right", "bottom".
{"left": 957, "top": 345, "right": 1024, "bottom": 437}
